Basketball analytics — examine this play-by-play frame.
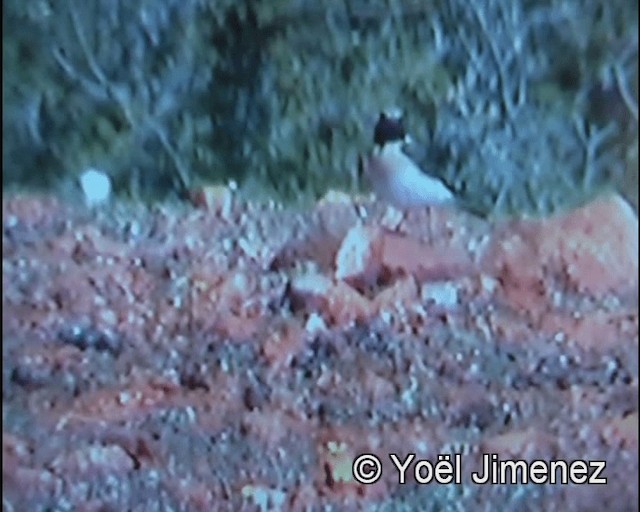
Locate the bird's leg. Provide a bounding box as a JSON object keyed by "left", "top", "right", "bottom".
{"left": 354, "top": 201, "right": 368, "bottom": 226}
{"left": 381, "top": 204, "right": 405, "bottom": 232}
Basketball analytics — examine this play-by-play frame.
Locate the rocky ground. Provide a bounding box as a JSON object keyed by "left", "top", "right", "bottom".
{"left": 2, "top": 189, "right": 638, "bottom": 511}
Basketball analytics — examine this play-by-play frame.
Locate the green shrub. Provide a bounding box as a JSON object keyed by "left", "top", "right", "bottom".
{"left": 2, "top": 0, "right": 637, "bottom": 215}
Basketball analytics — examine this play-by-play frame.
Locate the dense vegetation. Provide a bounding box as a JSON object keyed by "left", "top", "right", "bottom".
{"left": 3, "top": 0, "right": 638, "bottom": 215}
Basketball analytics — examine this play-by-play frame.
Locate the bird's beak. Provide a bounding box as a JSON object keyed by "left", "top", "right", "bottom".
{"left": 403, "top": 134, "right": 413, "bottom": 145}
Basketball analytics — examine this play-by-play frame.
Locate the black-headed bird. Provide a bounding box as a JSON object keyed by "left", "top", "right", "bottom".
{"left": 362, "top": 111, "right": 455, "bottom": 208}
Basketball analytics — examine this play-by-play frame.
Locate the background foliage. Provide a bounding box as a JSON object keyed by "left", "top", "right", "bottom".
{"left": 3, "top": 0, "right": 638, "bottom": 215}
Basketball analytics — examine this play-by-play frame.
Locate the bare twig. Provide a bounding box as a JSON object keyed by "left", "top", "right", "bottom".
{"left": 52, "top": 48, "right": 109, "bottom": 101}
{"left": 52, "top": 0, "right": 191, "bottom": 194}
{"left": 67, "top": 0, "right": 108, "bottom": 86}
{"left": 149, "top": 122, "right": 191, "bottom": 192}
{"left": 613, "top": 63, "right": 639, "bottom": 122}
{"left": 466, "top": 0, "right": 518, "bottom": 120}
{"left": 573, "top": 116, "right": 618, "bottom": 188}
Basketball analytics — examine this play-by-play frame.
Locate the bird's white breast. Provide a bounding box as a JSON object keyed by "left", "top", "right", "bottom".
{"left": 364, "top": 144, "right": 454, "bottom": 208}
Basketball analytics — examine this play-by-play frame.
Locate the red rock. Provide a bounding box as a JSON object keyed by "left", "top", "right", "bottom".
{"left": 72, "top": 225, "right": 129, "bottom": 260}
{"left": 359, "top": 369, "right": 396, "bottom": 402}
{"left": 49, "top": 226, "right": 128, "bottom": 262}
{"left": 262, "top": 319, "right": 306, "bottom": 369}
{"left": 3, "top": 192, "right": 638, "bottom": 510}
{"left": 373, "top": 276, "right": 419, "bottom": 313}
{"left": 291, "top": 270, "right": 377, "bottom": 326}
{"left": 289, "top": 483, "right": 322, "bottom": 511}
{"left": 240, "top": 483, "right": 287, "bottom": 511}
{"left": 188, "top": 293, "right": 220, "bottom": 332}
{"left": 487, "top": 310, "right": 539, "bottom": 344}
{"left": 74, "top": 500, "right": 113, "bottom": 512}
{"left": 189, "top": 270, "right": 263, "bottom": 336}
{"left": 3, "top": 467, "right": 60, "bottom": 498}
{"left": 3, "top": 194, "right": 64, "bottom": 225}
{"left": 215, "top": 271, "right": 257, "bottom": 315}
{"left": 539, "top": 310, "right": 638, "bottom": 350}
{"left": 192, "top": 376, "right": 245, "bottom": 432}
{"left": 154, "top": 298, "right": 187, "bottom": 334}
{"left": 14, "top": 344, "right": 83, "bottom": 384}
{"left": 602, "top": 413, "right": 638, "bottom": 448}
{"left": 335, "top": 224, "right": 384, "bottom": 287}
{"left": 237, "top": 235, "right": 277, "bottom": 270}
{"left": 46, "top": 231, "right": 83, "bottom": 258}
{"left": 62, "top": 379, "right": 180, "bottom": 424}
{"left": 49, "top": 270, "right": 98, "bottom": 314}
{"left": 324, "top": 281, "right": 374, "bottom": 326}
{"left": 483, "top": 230, "right": 548, "bottom": 316}
{"left": 380, "top": 232, "right": 474, "bottom": 281}
{"left": 49, "top": 444, "right": 134, "bottom": 477}
{"left": 480, "top": 427, "right": 556, "bottom": 460}
{"left": 304, "top": 311, "right": 328, "bottom": 334}
{"left": 213, "top": 312, "right": 265, "bottom": 341}
{"left": 396, "top": 204, "right": 462, "bottom": 240}
{"left": 272, "top": 229, "right": 344, "bottom": 274}
{"left": 290, "top": 272, "right": 334, "bottom": 311}
{"left": 537, "top": 194, "right": 638, "bottom": 296}
{"left": 487, "top": 194, "right": 639, "bottom": 317}
{"left": 190, "top": 268, "right": 225, "bottom": 295}
{"left": 128, "top": 266, "right": 158, "bottom": 301}
{"left": 170, "top": 480, "right": 215, "bottom": 511}
{"left": 2, "top": 432, "right": 30, "bottom": 465}
{"left": 314, "top": 191, "right": 360, "bottom": 240}
{"left": 189, "top": 184, "right": 233, "bottom": 218}
{"left": 243, "top": 408, "right": 314, "bottom": 450}
{"left": 420, "top": 280, "right": 460, "bottom": 309}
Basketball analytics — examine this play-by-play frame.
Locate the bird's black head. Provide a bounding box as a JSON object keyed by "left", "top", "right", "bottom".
{"left": 373, "top": 112, "right": 406, "bottom": 146}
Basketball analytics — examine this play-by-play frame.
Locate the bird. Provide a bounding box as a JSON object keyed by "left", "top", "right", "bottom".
{"left": 362, "top": 111, "right": 455, "bottom": 208}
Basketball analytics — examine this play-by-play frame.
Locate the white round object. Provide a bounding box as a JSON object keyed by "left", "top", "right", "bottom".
{"left": 79, "top": 168, "right": 112, "bottom": 206}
